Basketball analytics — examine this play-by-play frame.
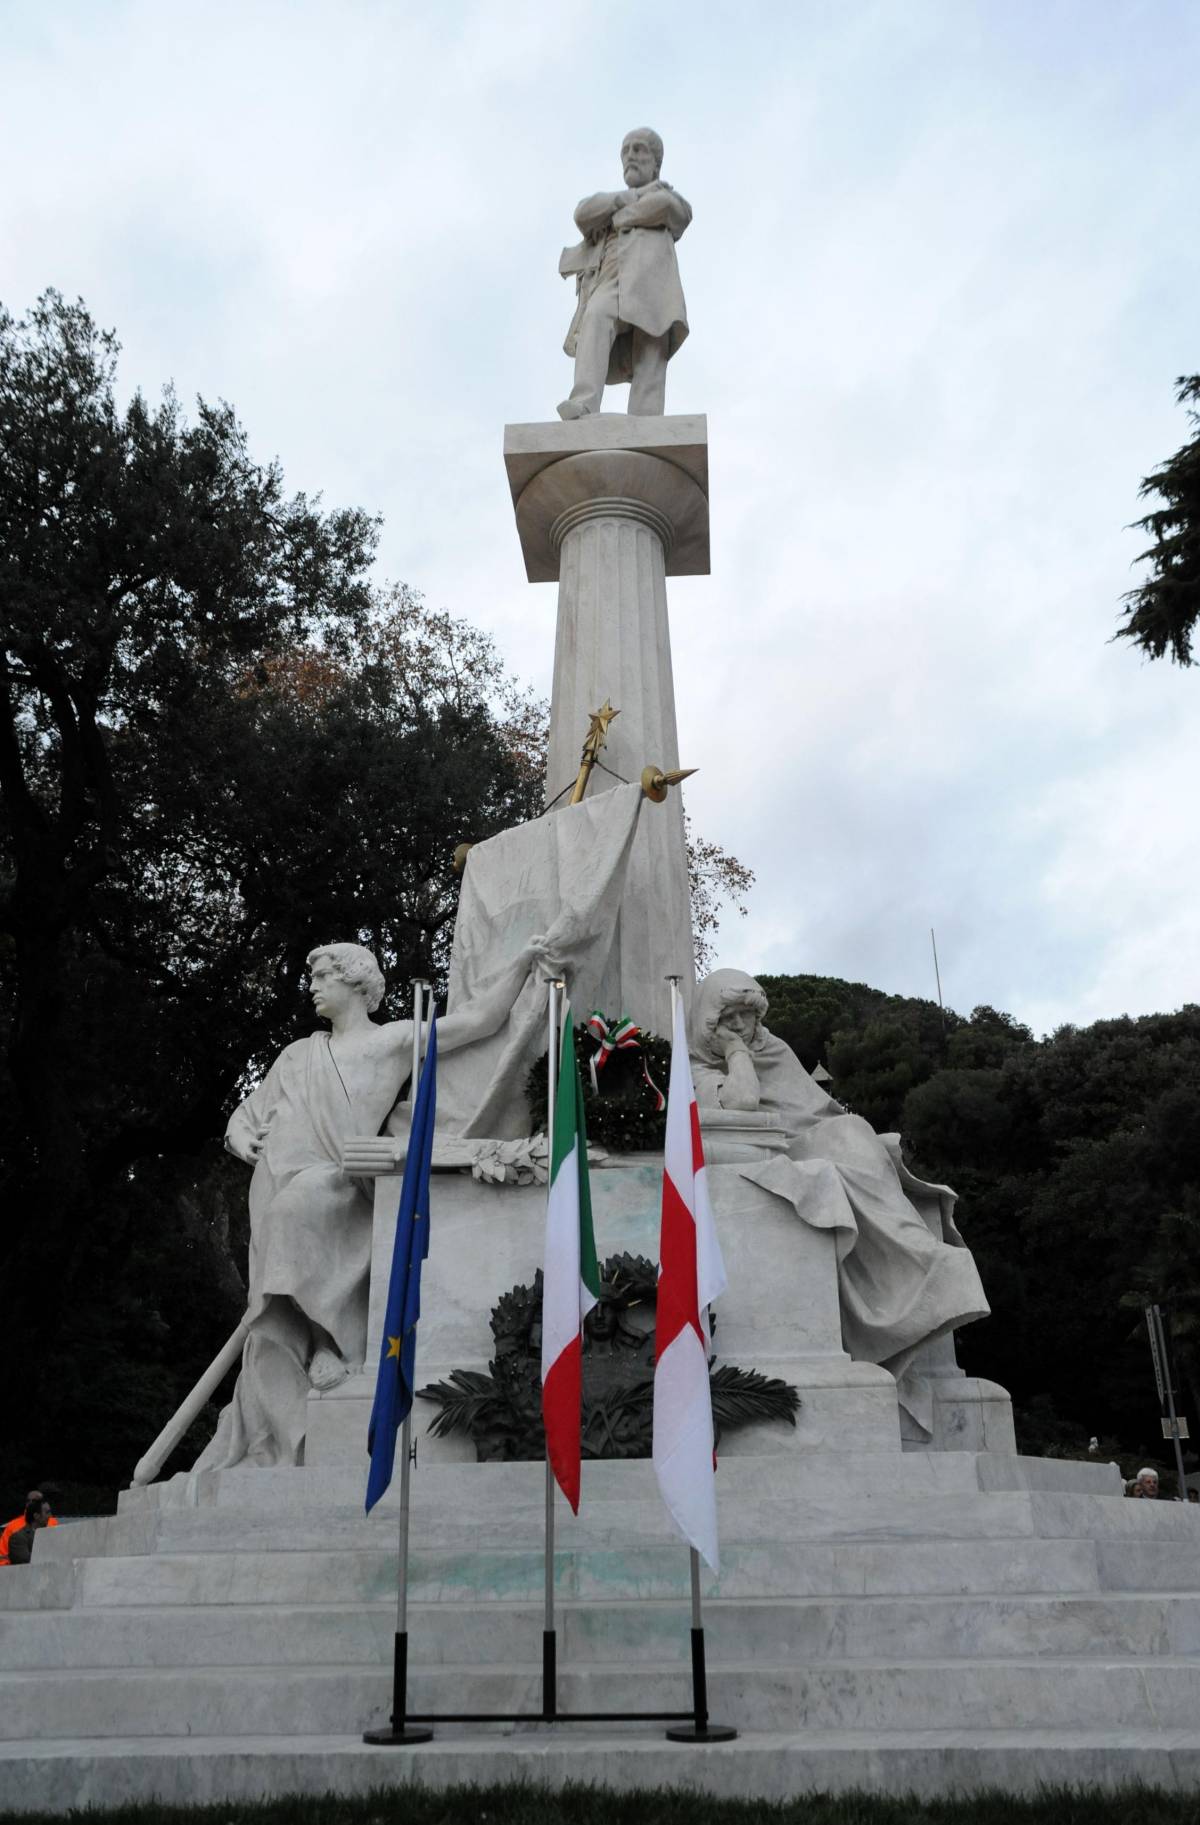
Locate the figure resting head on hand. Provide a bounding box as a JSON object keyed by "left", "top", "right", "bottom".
{"left": 691, "top": 969, "right": 769, "bottom": 1066}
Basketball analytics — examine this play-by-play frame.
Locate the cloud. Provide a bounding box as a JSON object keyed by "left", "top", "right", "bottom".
{"left": 3, "top": 0, "right": 1197, "bottom": 1030}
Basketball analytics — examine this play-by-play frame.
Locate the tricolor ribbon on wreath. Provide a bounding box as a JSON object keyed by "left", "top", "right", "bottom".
{"left": 585, "top": 1010, "right": 667, "bottom": 1111}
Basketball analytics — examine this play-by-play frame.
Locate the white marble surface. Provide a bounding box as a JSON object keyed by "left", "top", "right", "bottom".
{"left": 503, "top": 413, "right": 708, "bottom": 506}
{"left": 8, "top": 1433, "right": 1200, "bottom": 1807}
{"left": 514, "top": 442, "right": 709, "bottom": 582}
{"left": 318, "top": 1159, "right": 901, "bottom": 1465}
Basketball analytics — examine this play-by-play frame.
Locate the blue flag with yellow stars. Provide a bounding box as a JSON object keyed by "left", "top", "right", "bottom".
{"left": 366, "top": 1016, "right": 437, "bottom": 1513}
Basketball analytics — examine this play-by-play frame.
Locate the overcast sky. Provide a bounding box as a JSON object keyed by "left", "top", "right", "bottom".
{"left": 4, "top": 0, "right": 1197, "bottom": 1035}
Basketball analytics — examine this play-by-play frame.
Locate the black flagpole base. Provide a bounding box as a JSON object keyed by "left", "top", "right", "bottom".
{"left": 667, "top": 1623, "right": 736, "bottom": 1742}
{"left": 363, "top": 1630, "right": 433, "bottom": 1744}
{"left": 665, "top": 1722, "right": 738, "bottom": 1743}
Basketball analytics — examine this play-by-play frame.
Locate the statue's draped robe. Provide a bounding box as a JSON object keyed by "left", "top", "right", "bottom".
{"left": 689, "top": 971, "right": 988, "bottom": 1435}
{"left": 196, "top": 1035, "right": 375, "bottom": 1470}
{"left": 434, "top": 782, "right": 646, "bottom": 1137}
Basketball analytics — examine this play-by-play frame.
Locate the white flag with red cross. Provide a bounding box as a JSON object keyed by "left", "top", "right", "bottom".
{"left": 652, "top": 995, "right": 728, "bottom": 1571}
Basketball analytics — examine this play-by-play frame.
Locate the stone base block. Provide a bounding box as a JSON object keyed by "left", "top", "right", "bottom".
{"left": 901, "top": 1375, "right": 1018, "bottom": 1456}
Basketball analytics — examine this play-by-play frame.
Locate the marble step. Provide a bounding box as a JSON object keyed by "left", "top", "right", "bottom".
{"left": 1, "top": 1534, "right": 1110, "bottom": 1613}
{"left": 51, "top": 1497, "right": 1037, "bottom": 1561}
{"left": 4, "top": 1729, "right": 1200, "bottom": 1812}
{"left": 122, "top": 1451, "right": 1119, "bottom": 1518}
{"left": 36, "top": 1491, "right": 1200, "bottom": 1572}
{"left": 154, "top": 1489, "right": 1200, "bottom": 1550}
{"left": 7, "top": 1657, "right": 1200, "bottom": 1741}
{"left": 2, "top": 1591, "right": 1199, "bottom": 1673}
{"left": 1096, "top": 1540, "right": 1200, "bottom": 1590}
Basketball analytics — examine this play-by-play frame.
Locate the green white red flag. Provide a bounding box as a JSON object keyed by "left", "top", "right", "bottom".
{"left": 652, "top": 995, "right": 728, "bottom": 1570}
{"left": 541, "top": 1007, "right": 601, "bottom": 1512}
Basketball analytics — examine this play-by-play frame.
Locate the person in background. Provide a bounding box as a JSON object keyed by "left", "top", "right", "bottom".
{"left": 1187, "top": 1488, "right": 1199, "bottom": 1504}
{"left": 1134, "top": 1467, "right": 1161, "bottom": 1499}
{"left": 6, "top": 1496, "right": 52, "bottom": 1566}
{"left": 0, "top": 1489, "right": 58, "bottom": 1566}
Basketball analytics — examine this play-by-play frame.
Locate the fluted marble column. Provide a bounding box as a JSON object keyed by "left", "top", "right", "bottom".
{"left": 504, "top": 417, "right": 709, "bottom": 1038}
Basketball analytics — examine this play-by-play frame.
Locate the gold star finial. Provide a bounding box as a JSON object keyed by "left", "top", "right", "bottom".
{"left": 584, "top": 699, "right": 619, "bottom": 758}
{"left": 568, "top": 700, "right": 620, "bottom": 805}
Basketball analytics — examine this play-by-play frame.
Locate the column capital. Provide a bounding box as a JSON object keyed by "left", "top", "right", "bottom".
{"left": 504, "top": 414, "right": 709, "bottom": 582}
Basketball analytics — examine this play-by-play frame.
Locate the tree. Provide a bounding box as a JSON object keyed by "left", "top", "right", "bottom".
{"left": 1118, "top": 375, "right": 1200, "bottom": 664}
{"left": 0, "top": 293, "right": 540, "bottom": 1398}
{"left": 761, "top": 973, "right": 1200, "bottom": 1473}
{"left": 686, "top": 813, "right": 754, "bottom": 973}
{"left": 0, "top": 292, "right": 754, "bottom": 1501}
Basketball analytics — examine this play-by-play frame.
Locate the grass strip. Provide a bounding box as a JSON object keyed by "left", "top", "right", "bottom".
{"left": 2, "top": 1783, "right": 1198, "bottom": 1825}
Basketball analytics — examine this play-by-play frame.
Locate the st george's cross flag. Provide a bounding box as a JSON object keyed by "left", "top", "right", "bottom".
{"left": 365, "top": 1016, "right": 437, "bottom": 1514}
{"left": 652, "top": 995, "right": 728, "bottom": 1570}
{"left": 541, "top": 1007, "right": 601, "bottom": 1512}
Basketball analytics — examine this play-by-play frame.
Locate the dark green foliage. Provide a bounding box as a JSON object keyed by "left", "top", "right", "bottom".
{"left": 710, "top": 1363, "right": 800, "bottom": 1437}
{"left": 757, "top": 975, "right": 1033, "bottom": 1134}
{"left": 760, "top": 976, "right": 1200, "bottom": 1474}
{"left": 526, "top": 1022, "right": 671, "bottom": 1151}
{"left": 1118, "top": 374, "right": 1200, "bottom": 664}
{"left": 419, "top": 1254, "right": 798, "bottom": 1461}
{"left": 1, "top": 1779, "right": 1197, "bottom": 1824}
{"left": 0, "top": 293, "right": 542, "bottom": 1508}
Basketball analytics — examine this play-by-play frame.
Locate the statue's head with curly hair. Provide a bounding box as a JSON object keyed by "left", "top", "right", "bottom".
{"left": 306, "top": 942, "right": 386, "bottom": 1016}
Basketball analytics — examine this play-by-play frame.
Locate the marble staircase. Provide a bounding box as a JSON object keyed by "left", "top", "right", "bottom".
{"left": 4, "top": 1449, "right": 1200, "bottom": 1807}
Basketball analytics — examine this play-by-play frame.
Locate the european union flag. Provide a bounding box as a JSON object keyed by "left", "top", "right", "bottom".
{"left": 366, "top": 1016, "right": 437, "bottom": 1514}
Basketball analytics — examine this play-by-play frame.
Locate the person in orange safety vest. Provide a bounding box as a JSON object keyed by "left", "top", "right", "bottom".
{"left": 0, "top": 1490, "right": 58, "bottom": 1565}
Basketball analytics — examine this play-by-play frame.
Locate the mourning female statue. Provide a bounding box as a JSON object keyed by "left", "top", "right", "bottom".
{"left": 689, "top": 969, "right": 989, "bottom": 1434}
{"left": 198, "top": 937, "right": 551, "bottom": 1470}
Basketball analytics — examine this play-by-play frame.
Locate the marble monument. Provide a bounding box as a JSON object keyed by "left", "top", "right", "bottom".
{"left": 558, "top": 126, "right": 691, "bottom": 420}
{"left": 10, "top": 126, "right": 1192, "bottom": 1816}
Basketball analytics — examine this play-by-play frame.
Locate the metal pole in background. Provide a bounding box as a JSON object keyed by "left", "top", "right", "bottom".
{"left": 1148, "top": 1304, "right": 1190, "bottom": 1497}
{"left": 930, "top": 928, "right": 946, "bottom": 1034}
{"left": 662, "top": 972, "right": 736, "bottom": 1745}
{"left": 543, "top": 976, "right": 563, "bottom": 1721}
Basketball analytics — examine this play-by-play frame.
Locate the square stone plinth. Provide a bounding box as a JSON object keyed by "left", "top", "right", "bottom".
{"left": 503, "top": 413, "right": 709, "bottom": 582}
{"left": 503, "top": 413, "right": 708, "bottom": 501}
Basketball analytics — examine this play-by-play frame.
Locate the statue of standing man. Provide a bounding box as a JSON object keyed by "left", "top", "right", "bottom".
{"left": 557, "top": 127, "right": 691, "bottom": 420}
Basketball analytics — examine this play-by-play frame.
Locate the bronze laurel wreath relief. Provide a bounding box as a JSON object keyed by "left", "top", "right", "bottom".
{"left": 417, "top": 1252, "right": 800, "bottom": 1462}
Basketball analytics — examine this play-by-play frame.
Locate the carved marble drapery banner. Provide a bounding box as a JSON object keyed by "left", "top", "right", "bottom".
{"left": 435, "top": 781, "right": 647, "bottom": 1137}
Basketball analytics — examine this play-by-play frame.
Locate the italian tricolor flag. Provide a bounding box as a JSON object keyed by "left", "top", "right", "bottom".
{"left": 541, "top": 1007, "right": 601, "bottom": 1512}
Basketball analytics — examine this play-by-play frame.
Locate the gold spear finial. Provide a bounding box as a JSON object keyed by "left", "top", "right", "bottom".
{"left": 569, "top": 700, "right": 620, "bottom": 805}
{"left": 640, "top": 763, "right": 698, "bottom": 803}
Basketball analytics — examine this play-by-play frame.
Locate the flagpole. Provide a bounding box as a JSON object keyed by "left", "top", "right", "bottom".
{"left": 662, "top": 973, "right": 737, "bottom": 1745}
{"left": 543, "top": 974, "right": 563, "bottom": 1722}
{"left": 364, "top": 975, "right": 433, "bottom": 1747}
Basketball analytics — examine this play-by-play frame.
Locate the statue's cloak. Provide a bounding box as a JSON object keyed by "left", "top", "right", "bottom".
{"left": 195, "top": 1035, "right": 374, "bottom": 1470}
{"left": 689, "top": 970, "right": 989, "bottom": 1434}
{"left": 435, "top": 782, "right": 647, "bottom": 1137}
{"left": 561, "top": 180, "right": 691, "bottom": 380}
